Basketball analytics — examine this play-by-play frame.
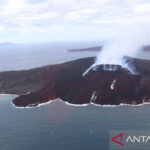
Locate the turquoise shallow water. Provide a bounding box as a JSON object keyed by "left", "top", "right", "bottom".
{"left": 0, "top": 95, "right": 150, "bottom": 150}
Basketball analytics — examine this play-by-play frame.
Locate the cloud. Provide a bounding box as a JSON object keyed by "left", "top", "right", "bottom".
{"left": 0, "top": 0, "right": 149, "bottom": 43}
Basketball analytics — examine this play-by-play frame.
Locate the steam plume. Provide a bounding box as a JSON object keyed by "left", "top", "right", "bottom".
{"left": 95, "top": 25, "right": 150, "bottom": 73}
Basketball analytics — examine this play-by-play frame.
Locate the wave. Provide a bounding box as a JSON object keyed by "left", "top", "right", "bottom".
{"left": 11, "top": 98, "right": 150, "bottom": 109}
{"left": 11, "top": 99, "right": 57, "bottom": 109}
{"left": 3, "top": 93, "right": 149, "bottom": 108}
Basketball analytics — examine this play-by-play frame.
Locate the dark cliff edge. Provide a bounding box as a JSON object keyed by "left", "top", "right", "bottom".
{"left": 1, "top": 56, "right": 150, "bottom": 107}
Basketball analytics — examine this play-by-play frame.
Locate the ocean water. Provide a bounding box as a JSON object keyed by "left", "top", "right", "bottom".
{"left": 0, "top": 42, "right": 150, "bottom": 150}
{"left": 0, "top": 42, "right": 149, "bottom": 72}
{"left": 1, "top": 96, "right": 150, "bottom": 150}
{"left": 0, "top": 42, "right": 100, "bottom": 71}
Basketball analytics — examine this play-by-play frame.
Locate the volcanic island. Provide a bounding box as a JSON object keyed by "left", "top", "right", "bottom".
{"left": 0, "top": 56, "right": 150, "bottom": 107}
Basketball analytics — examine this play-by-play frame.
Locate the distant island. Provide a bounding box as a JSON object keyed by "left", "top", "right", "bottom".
{"left": 143, "top": 45, "right": 150, "bottom": 51}
{"left": 67, "top": 46, "right": 103, "bottom": 52}
{"left": 67, "top": 45, "right": 150, "bottom": 52}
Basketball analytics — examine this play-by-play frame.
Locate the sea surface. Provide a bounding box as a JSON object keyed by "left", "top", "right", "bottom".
{"left": 0, "top": 42, "right": 100, "bottom": 71}
{"left": 0, "top": 42, "right": 150, "bottom": 150}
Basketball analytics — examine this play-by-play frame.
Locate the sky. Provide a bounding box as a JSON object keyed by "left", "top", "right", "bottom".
{"left": 0, "top": 0, "right": 150, "bottom": 43}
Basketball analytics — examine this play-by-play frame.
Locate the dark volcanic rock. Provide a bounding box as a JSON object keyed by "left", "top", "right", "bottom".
{"left": 1, "top": 56, "right": 150, "bottom": 107}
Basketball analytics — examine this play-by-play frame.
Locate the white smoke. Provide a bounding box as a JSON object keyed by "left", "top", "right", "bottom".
{"left": 95, "top": 25, "right": 150, "bottom": 73}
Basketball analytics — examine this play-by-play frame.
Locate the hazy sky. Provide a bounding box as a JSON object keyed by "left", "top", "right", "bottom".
{"left": 0, "top": 0, "right": 150, "bottom": 43}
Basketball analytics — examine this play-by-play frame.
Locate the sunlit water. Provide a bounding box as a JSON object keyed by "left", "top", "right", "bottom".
{"left": 0, "top": 42, "right": 150, "bottom": 150}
